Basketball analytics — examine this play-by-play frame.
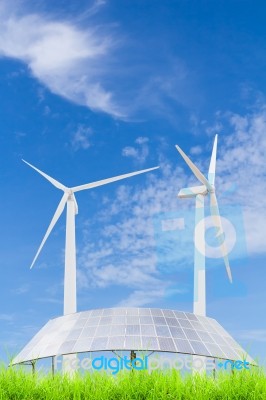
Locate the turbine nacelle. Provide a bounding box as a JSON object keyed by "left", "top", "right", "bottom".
{"left": 178, "top": 185, "right": 208, "bottom": 198}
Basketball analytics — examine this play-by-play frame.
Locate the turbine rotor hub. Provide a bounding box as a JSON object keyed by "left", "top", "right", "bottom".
{"left": 65, "top": 188, "right": 74, "bottom": 199}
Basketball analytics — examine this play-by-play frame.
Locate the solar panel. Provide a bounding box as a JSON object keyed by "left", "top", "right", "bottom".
{"left": 110, "top": 325, "right": 125, "bottom": 336}
{"left": 153, "top": 316, "right": 167, "bottom": 325}
{"left": 102, "top": 309, "right": 113, "bottom": 316}
{"left": 169, "top": 326, "right": 186, "bottom": 339}
{"left": 189, "top": 320, "right": 205, "bottom": 331}
{"left": 183, "top": 328, "right": 200, "bottom": 341}
{"left": 173, "top": 311, "right": 186, "bottom": 319}
{"left": 173, "top": 339, "right": 193, "bottom": 353}
{"left": 11, "top": 307, "right": 256, "bottom": 366}
{"left": 223, "top": 336, "right": 240, "bottom": 347}
{"left": 126, "top": 316, "right": 140, "bottom": 325}
{"left": 190, "top": 341, "right": 210, "bottom": 356}
{"left": 80, "top": 326, "right": 97, "bottom": 338}
{"left": 74, "top": 319, "right": 88, "bottom": 329}
{"left": 201, "top": 323, "right": 217, "bottom": 334}
{"left": 91, "top": 337, "right": 108, "bottom": 351}
{"left": 185, "top": 313, "right": 199, "bottom": 321}
{"left": 114, "top": 308, "right": 127, "bottom": 315}
{"left": 166, "top": 318, "right": 180, "bottom": 327}
{"left": 232, "top": 346, "right": 246, "bottom": 358}
{"left": 99, "top": 317, "right": 112, "bottom": 325}
{"left": 125, "top": 336, "right": 141, "bottom": 349}
{"left": 141, "top": 325, "right": 156, "bottom": 336}
{"left": 65, "top": 329, "right": 82, "bottom": 341}
{"left": 78, "top": 310, "right": 91, "bottom": 318}
{"left": 95, "top": 325, "right": 111, "bottom": 336}
{"left": 91, "top": 309, "right": 103, "bottom": 317}
{"left": 139, "top": 316, "right": 153, "bottom": 324}
{"left": 204, "top": 343, "right": 226, "bottom": 358}
{"left": 220, "top": 345, "right": 239, "bottom": 360}
{"left": 85, "top": 317, "right": 100, "bottom": 326}
{"left": 139, "top": 309, "right": 151, "bottom": 316}
{"left": 158, "top": 337, "right": 175, "bottom": 352}
{"left": 111, "top": 316, "right": 126, "bottom": 324}
{"left": 196, "top": 330, "right": 215, "bottom": 343}
{"left": 61, "top": 320, "right": 78, "bottom": 331}
{"left": 58, "top": 340, "right": 76, "bottom": 354}
{"left": 126, "top": 325, "right": 140, "bottom": 335}
{"left": 126, "top": 308, "right": 139, "bottom": 316}
{"left": 155, "top": 325, "right": 171, "bottom": 337}
{"left": 162, "top": 310, "right": 175, "bottom": 318}
{"left": 72, "top": 338, "right": 92, "bottom": 353}
{"left": 107, "top": 336, "right": 125, "bottom": 349}
{"left": 178, "top": 319, "right": 193, "bottom": 329}
{"left": 211, "top": 333, "right": 230, "bottom": 346}
{"left": 150, "top": 309, "right": 163, "bottom": 316}
{"left": 42, "top": 343, "right": 61, "bottom": 354}
{"left": 141, "top": 336, "right": 159, "bottom": 350}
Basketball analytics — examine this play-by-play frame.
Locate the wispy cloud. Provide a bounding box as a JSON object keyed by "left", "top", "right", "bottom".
{"left": 12, "top": 284, "right": 29, "bottom": 295}
{"left": 0, "top": 314, "right": 14, "bottom": 322}
{"left": 237, "top": 329, "right": 266, "bottom": 342}
{"left": 217, "top": 107, "right": 266, "bottom": 255}
{"left": 0, "top": 4, "right": 124, "bottom": 117}
{"left": 76, "top": 163, "right": 189, "bottom": 306}
{"left": 79, "top": 0, "right": 107, "bottom": 19}
{"left": 190, "top": 145, "right": 202, "bottom": 155}
{"left": 77, "top": 105, "right": 266, "bottom": 305}
{"left": 122, "top": 137, "right": 150, "bottom": 164}
{"left": 71, "top": 125, "right": 93, "bottom": 151}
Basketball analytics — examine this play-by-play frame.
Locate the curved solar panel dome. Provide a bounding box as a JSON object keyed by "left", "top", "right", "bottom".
{"left": 12, "top": 308, "right": 255, "bottom": 365}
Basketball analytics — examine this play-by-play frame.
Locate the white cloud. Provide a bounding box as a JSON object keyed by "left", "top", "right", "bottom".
{"left": 190, "top": 145, "right": 202, "bottom": 155}
{"left": 77, "top": 105, "right": 266, "bottom": 306}
{"left": 77, "top": 163, "right": 189, "bottom": 306}
{"left": 0, "top": 6, "right": 124, "bottom": 117}
{"left": 12, "top": 284, "right": 29, "bottom": 295}
{"left": 217, "top": 107, "right": 266, "bottom": 255}
{"left": 135, "top": 136, "right": 149, "bottom": 145}
{"left": 117, "top": 288, "right": 169, "bottom": 307}
{"left": 71, "top": 125, "right": 92, "bottom": 151}
{"left": 122, "top": 146, "right": 138, "bottom": 159}
{"left": 206, "top": 122, "right": 223, "bottom": 136}
{"left": 0, "top": 313, "right": 14, "bottom": 322}
{"left": 237, "top": 329, "right": 266, "bottom": 343}
{"left": 122, "top": 136, "right": 149, "bottom": 164}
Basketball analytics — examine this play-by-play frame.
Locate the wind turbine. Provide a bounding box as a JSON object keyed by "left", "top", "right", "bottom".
{"left": 175, "top": 135, "right": 232, "bottom": 317}
{"left": 23, "top": 160, "right": 159, "bottom": 315}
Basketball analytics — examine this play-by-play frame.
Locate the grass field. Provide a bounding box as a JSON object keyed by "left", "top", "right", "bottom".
{"left": 0, "top": 367, "right": 266, "bottom": 399}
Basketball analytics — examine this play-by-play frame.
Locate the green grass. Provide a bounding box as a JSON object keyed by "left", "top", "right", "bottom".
{"left": 0, "top": 367, "right": 266, "bottom": 399}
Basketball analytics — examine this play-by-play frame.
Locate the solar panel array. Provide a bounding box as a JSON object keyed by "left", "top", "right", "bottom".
{"left": 12, "top": 308, "right": 254, "bottom": 365}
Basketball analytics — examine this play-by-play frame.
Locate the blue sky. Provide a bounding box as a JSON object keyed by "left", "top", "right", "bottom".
{"left": 0, "top": 0, "right": 266, "bottom": 366}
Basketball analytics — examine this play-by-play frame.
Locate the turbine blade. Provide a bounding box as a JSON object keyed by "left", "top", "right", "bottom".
{"left": 208, "top": 134, "right": 218, "bottom": 186}
{"left": 175, "top": 146, "right": 212, "bottom": 191}
{"left": 73, "top": 194, "right": 78, "bottom": 215}
{"left": 71, "top": 166, "right": 160, "bottom": 193}
{"left": 22, "top": 160, "right": 67, "bottom": 191}
{"left": 30, "top": 192, "right": 68, "bottom": 269}
{"left": 210, "top": 192, "right": 233, "bottom": 283}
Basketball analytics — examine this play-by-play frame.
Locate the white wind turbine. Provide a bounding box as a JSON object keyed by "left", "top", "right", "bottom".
{"left": 175, "top": 134, "right": 232, "bottom": 317}
{"left": 23, "top": 160, "right": 159, "bottom": 315}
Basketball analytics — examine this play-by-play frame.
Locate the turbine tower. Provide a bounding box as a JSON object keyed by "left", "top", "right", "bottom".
{"left": 23, "top": 160, "right": 159, "bottom": 315}
{"left": 175, "top": 135, "right": 232, "bottom": 317}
